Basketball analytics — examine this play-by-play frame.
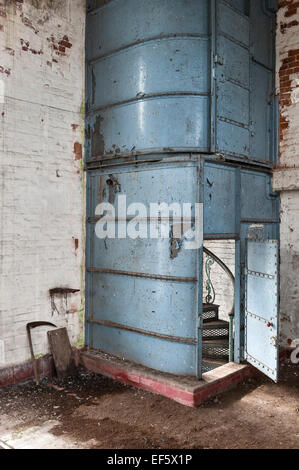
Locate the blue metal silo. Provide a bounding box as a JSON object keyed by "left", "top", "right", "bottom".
{"left": 85, "top": 0, "right": 278, "bottom": 379}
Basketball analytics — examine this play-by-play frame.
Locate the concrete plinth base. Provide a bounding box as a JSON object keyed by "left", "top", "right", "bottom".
{"left": 80, "top": 349, "right": 256, "bottom": 408}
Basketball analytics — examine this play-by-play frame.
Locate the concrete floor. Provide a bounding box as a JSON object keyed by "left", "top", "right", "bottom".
{"left": 0, "top": 361, "right": 298, "bottom": 449}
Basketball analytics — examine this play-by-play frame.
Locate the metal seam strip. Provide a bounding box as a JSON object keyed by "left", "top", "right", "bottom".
{"left": 87, "top": 267, "right": 197, "bottom": 283}
{"left": 86, "top": 91, "right": 211, "bottom": 114}
{"left": 245, "top": 352, "right": 275, "bottom": 374}
{"left": 87, "top": 33, "right": 210, "bottom": 63}
{"left": 88, "top": 318, "right": 197, "bottom": 345}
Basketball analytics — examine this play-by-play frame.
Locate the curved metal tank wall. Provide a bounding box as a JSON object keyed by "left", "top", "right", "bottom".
{"left": 86, "top": 0, "right": 210, "bottom": 159}
{"left": 85, "top": 0, "right": 209, "bottom": 376}
{"left": 86, "top": 162, "right": 201, "bottom": 376}
{"left": 85, "top": 0, "right": 277, "bottom": 376}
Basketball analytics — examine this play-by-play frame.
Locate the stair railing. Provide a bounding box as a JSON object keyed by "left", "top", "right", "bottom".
{"left": 203, "top": 247, "right": 235, "bottom": 362}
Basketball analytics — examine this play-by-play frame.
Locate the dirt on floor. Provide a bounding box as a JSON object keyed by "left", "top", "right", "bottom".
{"left": 0, "top": 361, "right": 298, "bottom": 449}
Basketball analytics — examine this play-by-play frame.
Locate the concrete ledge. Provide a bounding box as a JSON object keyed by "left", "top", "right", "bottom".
{"left": 80, "top": 349, "right": 256, "bottom": 408}
{"left": 0, "top": 347, "right": 85, "bottom": 389}
{"left": 273, "top": 168, "right": 299, "bottom": 192}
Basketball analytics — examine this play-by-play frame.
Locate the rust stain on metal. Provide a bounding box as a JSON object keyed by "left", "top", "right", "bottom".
{"left": 170, "top": 224, "right": 190, "bottom": 259}
{"left": 91, "top": 115, "right": 105, "bottom": 157}
{"left": 106, "top": 174, "right": 121, "bottom": 204}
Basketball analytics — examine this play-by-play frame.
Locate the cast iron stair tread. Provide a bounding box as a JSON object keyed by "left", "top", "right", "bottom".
{"left": 202, "top": 304, "right": 219, "bottom": 323}
{"left": 202, "top": 320, "right": 229, "bottom": 341}
{"left": 202, "top": 339, "right": 229, "bottom": 345}
{"left": 202, "top": 338, "right": 230, "bottom": 360}
{"left": 202, "top": 320, "right": 229, "bottom": 328}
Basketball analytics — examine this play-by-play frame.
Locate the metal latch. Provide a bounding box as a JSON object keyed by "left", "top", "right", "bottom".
{"left": 270, "top": 336, "right": 277, "bottom": 347}
{"left": 214, "top": 54, "right": 224, "bottom": 66}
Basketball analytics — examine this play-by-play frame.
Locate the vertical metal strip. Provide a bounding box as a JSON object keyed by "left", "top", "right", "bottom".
{"left": 85, "top": 172, "right": 91, "bottom": 346}
{"left": 196, "top": 157, "right": 205, "bottom": 379}
{"left": 234, "top": 166, "right": 242, "bottom": 362}
{"left": 210, "top": 0, "right": 217, "bottom": 153}
{"left": 229, "top": 315, "right": 234, "bottom": 363}
{"left": 234, "top": 240, "right": 241, "bottom": 362}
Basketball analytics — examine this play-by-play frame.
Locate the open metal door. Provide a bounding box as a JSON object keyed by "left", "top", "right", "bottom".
{"left": 245, "top": 239, "right": 279, "bottom": 382}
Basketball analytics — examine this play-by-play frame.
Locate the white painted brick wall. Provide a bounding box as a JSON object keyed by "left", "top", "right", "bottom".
{"left": 274, "top": 1, "right": 299, "bottom": 346}
{"left": 204, "top": 241, "right": 235, "bottom": 322}
{"left": 0, "top": 0, "right": 86, "bottom": 367}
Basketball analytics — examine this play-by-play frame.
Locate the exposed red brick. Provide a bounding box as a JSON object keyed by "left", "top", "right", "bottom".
{"left": 21, "top": 13, "right": 39, "bottom": 34}
{"left": 280, "top": 0, "right": 299, "bottom": 32}
{"left": 20, "top": 38, "right": 42, "bottom": 55}
{"left": 279, "top": 48, "right": 299, "bottom": 144}
{"left": 0, "top": 65, "right": 11, "bottom": 76}
{"left": 59, "top": 35, "right": 72, "bottom": 49}
{"left": 74, "top": 142, "right": 82, "bottom": 160}
{"left": 48, "top": 34, "right": 72, "bottom": 60}
{"left": 73, "top": 237, "right": 79, "bottom": 254}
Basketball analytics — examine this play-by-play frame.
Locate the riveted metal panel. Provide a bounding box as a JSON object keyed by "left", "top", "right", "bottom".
{"left": 86, "top": 0, "right": 211, "bottom": 161}
{"left": 245, "top": 240, "right": 279, "bottom": 382}
{"left": 89, "top": 38, "right": 209, "bottom": 110}
{"left": 86, "top": 0, "right": 209, "bottom": 60}
{"left": 204, "top": 162, "right": 237, "bottom": 236}
{"left": 86, "top": 160, "right": 203, "bottom": 376}
{"left": 240, "top": 170, "right": 278, "bottom": 221}
{"left": 92, "top": 325, "right": 196, "bottom": 376}
{"left": 214, "top": 0, "right": 250, "bottom": 158}
{"left": 85, "top": 0, "right": 278, "bottom": 380}
{"left": 86, "top": 96, "right": 210, "bottom": 160}
{"left": 214, "top": 0, "right": 276, "bottom": 164}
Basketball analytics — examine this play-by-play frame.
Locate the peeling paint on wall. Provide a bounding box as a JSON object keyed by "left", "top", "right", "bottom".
{"left": 274, "top": 0, "right": 299, "bottom": 347}
{"left": 0, "top": 0, "right": 86, "bottom": 367}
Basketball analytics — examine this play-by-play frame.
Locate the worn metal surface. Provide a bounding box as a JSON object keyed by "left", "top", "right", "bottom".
{"left": 213, "top": 0, "right": 277, "bottom": 163}
{"left": 86, "top": 0, "right": 210, "bottom": 160}
{"left": 86, "top": 160, "right": 202, "bottom": 376}
{"left": 202, "top": 160, "right": 279, "bottom": 364}
{"left": 86, "top": 0, "right": 277, "bottom": 165}
{"left": 245, "top": 240, "right": 279, "bottom": 382}
{"left": 85, "top": 1, "right": 279, "bottom": 379}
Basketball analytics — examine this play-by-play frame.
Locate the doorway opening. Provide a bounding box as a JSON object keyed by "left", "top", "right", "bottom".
{"left": 202, "top": 240, "right": 236, "bottom": 373}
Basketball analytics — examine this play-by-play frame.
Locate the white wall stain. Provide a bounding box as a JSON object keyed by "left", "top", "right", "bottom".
{"left": 0, "top": 0, "right": 86, "bottom": 367}
{"left": 273, "top": 1, "right": 299, "bottom": 347}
